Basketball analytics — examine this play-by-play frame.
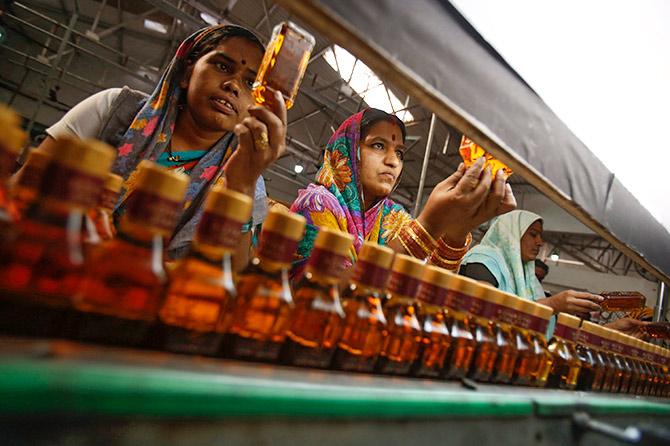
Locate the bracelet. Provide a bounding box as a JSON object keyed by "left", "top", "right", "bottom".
{"left": 429, "top": 232, "right": 472, "bottom": 271}
{"left": 397, "top": 219, "right": 438, "bottom": 261}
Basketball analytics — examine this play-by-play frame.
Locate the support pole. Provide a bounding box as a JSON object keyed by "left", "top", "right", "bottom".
{"left": 653, "top": 281, "right": 668, "bottom": 322}
{"left": 413, "top": 113, "right": 436, "bottom": 217}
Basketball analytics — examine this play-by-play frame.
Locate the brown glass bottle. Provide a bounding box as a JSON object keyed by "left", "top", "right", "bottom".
{"left": 619, "top": 334, "right": 640, "bottom": 395}
{"left": 74, "top": 161, "right": 189, "bottom": 346}
{"left": 411, "top": 265, "right": 453, "bottom": 378}
{"left": 547, "top": 313, "right": 582, "bottom": 390}
{"left": 631, "top": 339, "right": 650, "bottom": 395}
{"left": 86, "top": 173, "right": 124, "bottom": 242}
{"left": 603, "top": 328, "right": 629, "bottom": 393}
{"left": 332, "top": 242, "right": 394, "bottom": 372}
{"left": 577, "top": 322, "right": 611, "bottom": 392}
{"left": 643, "top": 322, "right": 670, "bottom": 339}
{"left": 441, "top": 274, "right": 481, "bottom": 380}
{"left": 494, "top": 295, "right": 536, "bottom": 386}
{"left": 253, "top": 22, "right": 315, "bottom": 109}
{"left": 463, "top": 284, "right": 504, "bottom": 383}
{"left": 522, "top": 301, "right": 553, "bottom": 387}
{"left": 10, "top": 148, "right": 51, "bottom": 218}
{"left": 0, "top": 137, "right": 114, "bottom": 337}
{"left": 376, "top": 254, "right": 424, "bottom": 375}
{"left": 283, "top": 227, "right": 354, "bottom": 368}
{"left": 159, "top": 186, "right": 252, "bottom": 355}
{"left": 224, "top": 209, "right": 306, "bottom": 361}
{"left": 598, "top": 291, "right": 646, "bottom": 312}
{"left": 0, "top": 105, "right": 26, "bottom": 227}
{"left": 489, "top": 291, "right": 520, "bottom": 384}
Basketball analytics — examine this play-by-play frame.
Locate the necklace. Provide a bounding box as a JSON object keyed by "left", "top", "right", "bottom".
{"left": 166, "top": 143, "right": 181, "bottom": 162}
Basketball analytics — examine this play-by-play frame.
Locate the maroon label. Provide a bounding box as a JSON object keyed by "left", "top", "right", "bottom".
{"left": 446, "top": 290, "right": 471, "bottom": 312}
{"left": 17, "top": 163, "right": 45, "bottom": 189}
{"left": 554, "top": 324, "right": 578, "bottom": 342}
{"left": 416, "top": 282, "right": 449, "bottom": 307}
{"left": 197, "top": 211, "right": 244, "bottom": 249}
{"left": 99, "top": 188, "right": 121, "bottom": 210}
{"left": 258, "top": 230, "right": 299, "bottom": 264}
{"left": 351, "top": 260, "right": 390, "bottom": 290}
{"left": 124, "top": 189, "right": 181, "bottom": 233}
{"left": 387, "top": 271, "right": 422, "bottom": 299}
{"left": 0, "top": 149, "right": 16, "bottom": 178}
{"left": 577, "top": 330, "right": 604, "bottom": 348}
{"left": 308, "top": 247, "right": 348, "bottom": 279}
{"left": 41, "top": 163, "right": 104, "bottom": 208}
{"left": 609, "top": 341, "right": 625, "bottom": 355}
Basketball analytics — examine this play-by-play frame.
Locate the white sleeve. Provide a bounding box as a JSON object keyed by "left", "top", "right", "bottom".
{"left": 46, "top": 88, "right": 123, "bottom": 140}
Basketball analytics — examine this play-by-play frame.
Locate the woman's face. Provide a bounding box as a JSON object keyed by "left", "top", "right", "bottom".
{"left": 182, "top": 36, "right": 263, "bottom": 133}
{"left": 520, "top": 220, "right": 544, "bottom": 262}
{"left": 359, "top": 120, "right": 406, "bottom": 205}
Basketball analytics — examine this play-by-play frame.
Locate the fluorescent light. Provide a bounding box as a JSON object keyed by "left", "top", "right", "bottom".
{"left": 550, "top": 253, "right": 559, "bottom": 262}
{"left": 200, "top": 12, "right": 219, "bottom": 26}
{"left": 294, "top": 163, "right": 304, "bottom": 174}
{"left": 324, "top": 45, "right": 414, "bottom": 122}
{"left": 144, "top": 19, "right": 168, "bottom": 34}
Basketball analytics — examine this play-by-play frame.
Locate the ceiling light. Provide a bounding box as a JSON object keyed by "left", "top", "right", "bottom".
{"left": 550, "top": 253, "right": 559, "bottom": 262}
{"left": 200, "top": 12, "right": 219, "bottom": 26}
{"left": 294, "top": 163, "right": 304, "bottom": 174}
{"left": 144, "top": 19, "right": 168, "bottom": 34}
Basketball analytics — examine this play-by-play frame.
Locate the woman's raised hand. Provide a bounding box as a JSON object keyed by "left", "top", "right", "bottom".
{"left": 417, "top": 157, "right": 517, "bottom": 246}
{"left": 224, "top": 89, "right": 287, "bottom": 196}
{"left": 539, "top": 290, "right": 604, "bottom": 315}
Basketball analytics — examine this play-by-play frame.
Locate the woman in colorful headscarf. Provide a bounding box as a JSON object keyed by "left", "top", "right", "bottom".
{"left": 460, "top": 210, "right": 649, "bottom": 335}
{"left": 290, "top": 108, "right": 517, "bottom": 277}
{"left": 37, "top": 25, "right": 287, "bottom": 265}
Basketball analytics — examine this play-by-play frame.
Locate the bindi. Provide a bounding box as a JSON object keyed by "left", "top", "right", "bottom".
{"left": 391, "top": 134, "right": 396, "bottom": 141}
{"left": 241, "top": 59, "right": 247, "bottom": 65}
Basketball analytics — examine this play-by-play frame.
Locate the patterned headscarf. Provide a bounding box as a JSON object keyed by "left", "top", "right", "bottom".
{"left": 461, "top": 210, "right": 545, "bottom": 300}
{"left": 290, "top": 109, "right": 411, "bottom": 275}
{"left": 110, "top": 25, "right": 266, "bottom": 256}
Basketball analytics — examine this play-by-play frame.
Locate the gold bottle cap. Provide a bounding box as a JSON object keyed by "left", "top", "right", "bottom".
{"left": 526, "top": 301, "right": 553, "bottom": 320}
{"left": 421, "top": 265, "right": 454, "bottom": 289}
{"left": 0, "top": 105, "right": 27, "bottom": 154}
{"left": 203, "top": 185, "right": 253, "bottom": 223}
{"left": 480, "top": 284, "right": 505, "bottom": 306}
{"left": 133, "top": 160, "right": 189, "bottom": 202}
{"left": 390, "top": 253, "right": 425, "bottom": 280}
{"left": 581, "top": 321, "right": 602, "bottom": 336}
{"left": 104, "top": 173, "right": 124, "bottom": 193}
{"left": 443, "top": 272, "right": 487, "bottom": 298}
{"left": 499, "top": 291, "right": 526, "bottom": 312}
{"left": 314, "top": 226, "right": 354, "bottom": 257}
{"left": 49, "top": 137, "right": 116, "bottom": 179}
{"left": 556, "top": 312, "right": 581, "bottom": 329}
{"left": 599, "top": 325, "right": 616, "bottom": 341}
{"left": 262, "top": 207, "right": 306, "bottom": 241}
{"left": 358, "top": 242, "right": 394, "bottom": 269}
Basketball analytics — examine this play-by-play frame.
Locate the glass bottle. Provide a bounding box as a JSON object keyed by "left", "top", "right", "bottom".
{"left": 489, "top": 290, "right": 520, "bottom": 384}
{"left": 86, "top": 172, "right": 123, "bottom": 242}
{"left": 283, "top": 227, "right": 354, "bottom": 368}
{"left": 0, "top": 104, "right": 26, "bottom": 228}
{"left": 375, "top": 254, "right": 425, "bottom": 375}
{"left": 159, "top": 186, "right": 252, "bottom": 355}
{"left": 10, "top": 148, "right": 51, "bottom": 218}
{"left": 631, "top": 339, "right": 650, "bottom": 395}
{"left": 465, "top": 284, "right": 506, "bottom": 382}
{"left": 411, "top": 265, "right": 453, "bottom": 378}
{"left": 620, "top": 333, "right": 640, "bottom": 395}
{"left": 73, "top": 161, "right": 189, "bottom": 346}
{"left": 644, "top": 322, "right": 670, "bottom": 339}
{"left": 496, "top": 296, "right": 537, "bottom": 386}
{"left": 602, "top": 327, "right": 628, "bottom": 393}
{"left": 332, "top": 242, "right": 394, "bottom": 373}
{"left": 577, "top": 322, "right": 611, "bottom": 392}
{"left": 0, "top": 137, "right": 114, "bottom": 337}
{"left": 598, "top": 291, "right": 646, "bottom": 312}
{"left": 546, "top": 313, "right": 582, "bottom": 390}
{"left": 441, "top": 274, "right": 480, "bottom": 380}
{"left": 224, "top": 209, "right": 306, "bottom": 361}
{"left": 252, "top": 21, "right": 315, "bottom": 109}
{"left": 523, "top": 302, "right": 554, "bottom": 387}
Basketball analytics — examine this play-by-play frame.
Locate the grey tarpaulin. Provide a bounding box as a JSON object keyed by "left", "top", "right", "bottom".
{"left": 278, "top": 0, "right": 670, "bottom": 282}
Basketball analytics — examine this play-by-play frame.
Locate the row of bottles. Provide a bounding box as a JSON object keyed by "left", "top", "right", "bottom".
{"left": 0, "top": 107, "right": 668, "bottom": 396}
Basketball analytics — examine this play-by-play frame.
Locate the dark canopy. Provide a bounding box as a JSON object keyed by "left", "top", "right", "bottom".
{"left": 281, "top": 0, "right": 670, "bottom": 283}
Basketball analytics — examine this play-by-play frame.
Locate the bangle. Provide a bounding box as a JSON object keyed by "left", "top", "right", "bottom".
{"left": 428, "top": 232, "right": 472, "bottom": 271}
{"left": 398, "top": 219, "right": 438, "bottom": 260}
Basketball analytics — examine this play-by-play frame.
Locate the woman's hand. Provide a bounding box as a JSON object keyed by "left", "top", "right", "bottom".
{"left": 224, "top": 89, "right": 287, "bottom": 196}
{"left": 537, "top": 290, "right": 603, "bottom": 315}
{"left": 417, "top": 157, "right": 516, "bottom": 246}
{"left": 604, "top": 317, "right": 650, "bottom": 338}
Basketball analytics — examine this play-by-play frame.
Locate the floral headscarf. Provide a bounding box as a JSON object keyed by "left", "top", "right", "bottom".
{"left": 290, "top": 109, "right": 411, "bottom": 276}
{"left": 111, "top": 25, "right": 267, "bottom": 256}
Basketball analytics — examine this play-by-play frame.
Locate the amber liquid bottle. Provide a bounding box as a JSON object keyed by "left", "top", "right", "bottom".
{"left": 332, "top": 242, "right": 394, "bottom": 372}
{"left": 10, "top": 148, "right": 51, "bottom": 218}
{"left": 86, "top": 172, "right": 123, "bottom": 242}
{"left": 0, "top": 137, "right": 114, "bottom": 337}
{"left": 375, "top": 254, "right": 424, "bottom": 375}
{"left": 612, "top": 332, "right": 634, "bottom": 394}
{"left": 158, "top": 186, "right": 252, "bottom": 355}
{"left": 630, "top": 339, "right": 649, "bottom": 395}
{"left": 546, "top": 313, "right": 582, "bottom": 390}
{"left": 224, "top": 209, "right": 306, "bottom": 361}
{"left": 527, "top": 303, "right": 554, "bottom": 387}
{"left": 488, "top": 291, "right": 519, "bottom": 384}
{"left": 74, "top": 161, "right": 189, "bottom": 346}
{"left": 492, "top": 295, "right": 534, "bottom": 386}
{"left": 598, "top": 291, "right": 646, "bottom": 312}
{"left": 411, "top": 265, "right": 453, "bottom": 378}
{"left": 283, "top": 227, "right": 354, "bottom": 368}
{"left": 0, "top": 105, "right": 25, "bottom": 228}
{"left": 252, "top": 21, "right": 315, "bottom": 109}
{"left": 601, "top": 326, "right": 628, "bottom": 393}
{"left": 576, "top": 322, "right": 611, "bottom": 392}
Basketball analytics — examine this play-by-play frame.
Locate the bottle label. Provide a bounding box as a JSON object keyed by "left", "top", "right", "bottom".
{"left": 308, "top": 247, "right": 348, "bottom": 280}
{"left": 99, "top": 188, "right": 121, "bottom": 210}
{"left": 577, "top": 330, "right": 604, "bottom": 348}
{"left": 387, "top": 271, "right": 422, "bottom": 299}
{"left": 258, "top": 230, "right": 299, "bottom": 264}
{"left": 417, "top": 282, "right": 449, "bottom": 307}
{"left": 40, "top": 163, "right": 104, "bottom": 208}
{"left": 124, "top": 189, "right": 181, "bottom": 234}
{"left": 351, "top": 260, "right": 390, "bottom": 290}
{"left": 554, "top": 324, "right": 578, "bottom": 342}
{"left": 197, "top": 211, "right": 244, "bottom": 249}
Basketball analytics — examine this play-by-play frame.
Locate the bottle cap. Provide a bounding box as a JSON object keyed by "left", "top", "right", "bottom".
{"left": 442, "top": 272, "right": 487, "bottom": 298}
{"left": 499, "top": 291, "right": 526, "bottom": 312}
{"left": 314, "top": 227, "right": 354, "bottom": 257}
{"left": 580, "top": 321, "right": 601, "bottom": 336}
{"left": 421, "top": 265, "right": 453, "bottom": 289}
{"left": 262, "top": 207, "right": 306, "bottom": 241}
{"left": 390, "top": 253, "right": 425, "bottom": 280}
{"left": 104, "top": 173, "right": 124, "bottom": 193}
{"left": 0, "top": 105, "right": 27, "bottom": 154}
{"left": 357, "top": 242, "right": 394, "bottom": 269}
{"left": 556, "top": 312, "right": 581, "bottom": 329}
{"left": 133, "top": 160, "right": 189, "bottom": 202}
{"left": 203, "top": 185, "right": 253, "bottom": 223}
{"left": 480, "top": 285, "right": 505, "bottom": 306}
{"left": 527, "top": 301, "right": 553, "bottom": 320}
{"left": 50, "top": 137, "right": 116, "bottom": 179}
